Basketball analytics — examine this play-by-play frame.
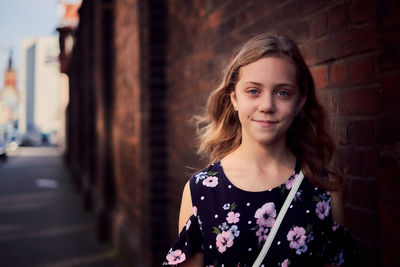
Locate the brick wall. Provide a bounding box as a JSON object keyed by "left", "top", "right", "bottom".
{"left": 112, "top": 0, "right": 149, "bottom": 264}
{"left": 65, "top": 0, "right": 399, "bottom": 266}
{"left": 113, "top": 0, "right": 170, "bottom": 265}
{"left": 166, "top": 0, "right": 400, "bottom": 266}
{"left": 376, "top": 0, "right": 400, "bottom": 265}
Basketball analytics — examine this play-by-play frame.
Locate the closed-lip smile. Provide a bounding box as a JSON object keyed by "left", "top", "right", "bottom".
{"left": 252, "top": 119, "right": 278, "bottom": 127}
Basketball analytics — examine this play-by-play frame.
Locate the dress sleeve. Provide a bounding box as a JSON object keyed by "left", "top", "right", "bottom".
{"left": 162, "top": 215, "right": 204, "bottom": 266}
{"left": 321, "top": 220, "right": 360, "bottom": 267}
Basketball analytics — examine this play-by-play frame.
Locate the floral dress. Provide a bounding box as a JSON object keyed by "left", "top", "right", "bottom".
{"left": 163, "top": 161, "right": 358, "bottom": 266}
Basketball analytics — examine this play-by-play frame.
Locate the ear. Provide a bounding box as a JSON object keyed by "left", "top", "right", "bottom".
{"left": 296, "top": 95, "right": 306, "bottom": 114}
{"left": 230, "top": 90, "right": 238, "bottom": 111}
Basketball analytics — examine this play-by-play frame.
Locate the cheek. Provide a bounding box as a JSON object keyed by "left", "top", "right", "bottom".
{"left": 237, "top": 101, "right": 256, "bottom": 117}
{"left": 282, "top": 101, "right": 299, "bottom": 116}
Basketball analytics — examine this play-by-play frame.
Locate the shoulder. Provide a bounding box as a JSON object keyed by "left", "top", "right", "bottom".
{"left": 188, "top": 162, "right": 221, "bottom": 187}
{"left": 178, "top": 162, "right": 219, "bottom": 231}
{"left": 328, "top": 188, "right": 345, "bottom": 225}
{"left": 304, "top": 175, "right": 345, "bottom": 226}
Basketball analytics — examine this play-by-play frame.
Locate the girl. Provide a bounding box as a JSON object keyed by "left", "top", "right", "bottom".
{"left": 163, "top": 34, "right": 357, "bottom": 266}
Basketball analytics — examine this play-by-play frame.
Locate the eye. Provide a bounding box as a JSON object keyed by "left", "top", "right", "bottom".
{"left": 277, "top": 90, "right": 290, "bottom": 97}
{"left": 247, "top": 88, "right": 259, "bottom": 95}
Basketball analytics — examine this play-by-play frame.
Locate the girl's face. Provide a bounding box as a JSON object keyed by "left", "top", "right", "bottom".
{"left": 230, "top": 56, "right": 306, "bottom": 147}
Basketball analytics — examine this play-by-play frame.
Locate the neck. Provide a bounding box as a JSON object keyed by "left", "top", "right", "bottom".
{"left": 234, "top": 136, "right": 295, "bottom": 172}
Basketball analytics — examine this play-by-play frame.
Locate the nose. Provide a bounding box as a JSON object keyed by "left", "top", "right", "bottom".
{"left": 258, "top": 93, "right": 276, "bottom": 113}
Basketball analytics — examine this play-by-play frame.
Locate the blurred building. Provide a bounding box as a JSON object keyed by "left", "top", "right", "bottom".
{"left": 61, "top": 0, "right": 400, "bottom": 267}
{"left": 19, "top": 36, "right": 62, "bottom": 145}
{"left": 56, "top": 1, "right": 81, "bottom": 152}
{"left": 0, "top": 51, "right": 19, "bottom": 142}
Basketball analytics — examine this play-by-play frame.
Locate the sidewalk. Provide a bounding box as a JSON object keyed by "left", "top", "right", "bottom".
{"left": 0, "top": 147, "right": 122, "bottom": 267}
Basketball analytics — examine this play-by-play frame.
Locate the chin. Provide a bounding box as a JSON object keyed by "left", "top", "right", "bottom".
{"left": 252, "top": 132, "right": 288, "bottom": 147}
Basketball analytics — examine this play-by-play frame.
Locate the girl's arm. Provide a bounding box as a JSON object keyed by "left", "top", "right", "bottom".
{"left": 178, "top": 181, "right": 194, "bottom": 231}
{"left": 178, "top": 253, "right": 203, "bottom": 267}
{"left": 330, "top": 185, "right": 345, "bottom": 226}
{"left": 323, "top": 183, "right": 345, "bottom": 267}
{"left": 178, "top": 181, "right": 204, "bottom": 266}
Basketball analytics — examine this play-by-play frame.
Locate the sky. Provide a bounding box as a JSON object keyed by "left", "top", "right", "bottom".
{"left": 0, "top": 0, "right": 80, "bottom": 89}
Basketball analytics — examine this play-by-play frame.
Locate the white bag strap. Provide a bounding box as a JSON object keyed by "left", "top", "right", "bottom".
{"left": 252, "top": 171, "right": 304, "bottom": 267}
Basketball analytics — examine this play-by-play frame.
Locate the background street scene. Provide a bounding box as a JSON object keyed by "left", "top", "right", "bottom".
{"left": 0, "top": 147, "right": 121, "bottom": 267}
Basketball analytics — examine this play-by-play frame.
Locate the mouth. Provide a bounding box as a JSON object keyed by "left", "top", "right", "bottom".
{"left": 252, "top": 119, "right": 278, "bottom": 127}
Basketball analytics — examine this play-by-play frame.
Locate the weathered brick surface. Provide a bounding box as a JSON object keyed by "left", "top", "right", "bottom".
{"left": 330, "top": 61, "right": 348, "bottom": 85}
{"left": 310, "top": 64, "right": 329, "bottom": 89}
{"left": 165, "top": 1, "right": 398, "bottom": 266}
{"left": 64, "top": 0, "right": 400, "bottom": 266}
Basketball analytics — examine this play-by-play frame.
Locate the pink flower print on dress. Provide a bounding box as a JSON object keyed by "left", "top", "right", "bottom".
{"left": 256, "top": 226, "right": 269, "bottom": 243}
{"left": 315, "top": 201, "right": 330, "bottom": 220}
{"left": 254, "top": 202, "right": 276, "bottom": 228}
{"left": 287, "top": 226, "right": 307, "bottom": 249}
{"left": 202, "top": 176, "right": 219, "bottom": 187}
{"left": 285, "top": 173, "right": 297, "bottom": 190}
{"left": 281, "top": 258, "right": 290, "bottom": 267}
{"left": 226, "top": 211, "right": 240, "bottom": 224}
{"left": 166, "top": 249, "right": 186, "bottom": 264}
{"left": 193, "top": 206, "right": 198, "bottom": 216}
{"left": 216, "top": 231, "right": 234, "bottom": 253}
{"left": 332, "top": 221, "right": 340, "bottom": 231}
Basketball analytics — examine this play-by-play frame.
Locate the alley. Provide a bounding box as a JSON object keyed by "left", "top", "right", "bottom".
{"left": 0, "top": 147, "right": 121, "bottom": 267}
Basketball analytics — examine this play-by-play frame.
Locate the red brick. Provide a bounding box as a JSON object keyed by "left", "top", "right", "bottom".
{"left": 358, "top": 23, "right": 377, "bottom": 52}
{"left": 269, "top": 1, "right": 300, "bottom": 27}
{"left": 379, "top": 197, "right": 400, "bottom": 235}
{"left": 335, "top": 30, "right": 357, "bottom": 58}
{"left": 330, "top": 61, "right": 348, "bottom": 84}
{"left": 339, "top": 147, "right": 362, "bottom": 175}
{"left": 301, "top": 39, "right": 332, "bottom": 66}
{"left": 374, "top": 115, "right": 400, "bottom": 145}
{"left": 344, "top": 205, "right": 377, "bottom": 239}
{"left": 309, "top": 13, "right": 327, "bottom": 38}
{"left": 327, "top": 3, "right": 350, "bottom": 32}
{"left": 354, "top": 238, "right": 379, "bottom": 267}
{"left": 348, "top": 56, "right": 373, "bottom": 85}
{"left": 280, "top": 21, "right": 309, "bottom": 43}
{"left": 380, "top": 236, "right": 400, "bottom": 267}
{"left": 363, "top": 150, "right": 378, "bottom": 177}
{"left": 349, "top": 178, "right": 378, "bottom": 210}
{"left": 379, "top": 71, "right": 400, "bottom": 113}
{"left": 378, "top": 165, "right": 400, "bottom": 200}
{"left": 313, "top": 37, "right": 336, "bottom": 64}
{"left": 299, "top": 0, "right": 326, "bottom": 15}
{"left": 378, "top": 29, "right": 400, "bottom": 71}
{"left": 332, "top": 118, "right": 348, "bottom": 145}
{"left": 331, "top": 90, "right": 339, "bottom": 114}
{"left": 316, "top": 90, "right": 333, "bottom": 113}
{"left": 311, "top": 65, "right": 329, "bottom": 89}
{"left": 339, "top": 87, "right": 380, "bottom": 116}
{"left": 300, "top": 43, "right": 316, "bottom": 65}
{"left": 348, "top": 119, "right": 373, "bottom": 145}
{"left": 350, "top": 0, "right": 377, "bottom": 23}
{"left": 208, "top": 9, "right": 222, "bottom": 28}
{"left": 377, "top": 0, "right": 400, "bottom": 30}
{"left": 343, "top": 176, "right": 351, "bottom": 203}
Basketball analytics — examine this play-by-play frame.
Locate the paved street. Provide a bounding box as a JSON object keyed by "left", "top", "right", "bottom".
{"left": 0, "top": 147, "right": 122, "bottom": 267}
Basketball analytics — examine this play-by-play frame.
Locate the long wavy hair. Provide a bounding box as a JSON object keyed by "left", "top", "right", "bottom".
{"left": 195, "top": 33, "right": 343, "bottom": 190}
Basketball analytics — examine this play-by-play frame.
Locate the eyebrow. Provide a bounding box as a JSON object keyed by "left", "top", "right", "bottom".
{"left": 241, "top": 81, "right": 263, "bottom": 86}
{"left": 240, "top": 81, "right": 297, "bottom": 88}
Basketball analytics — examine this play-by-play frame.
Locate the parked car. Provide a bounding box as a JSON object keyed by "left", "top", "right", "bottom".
{"left": 20, "top": 132, "right": 41, "bottom": 146}
{"left": 0, "top": 141, "right": 7, "bottom": 160}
